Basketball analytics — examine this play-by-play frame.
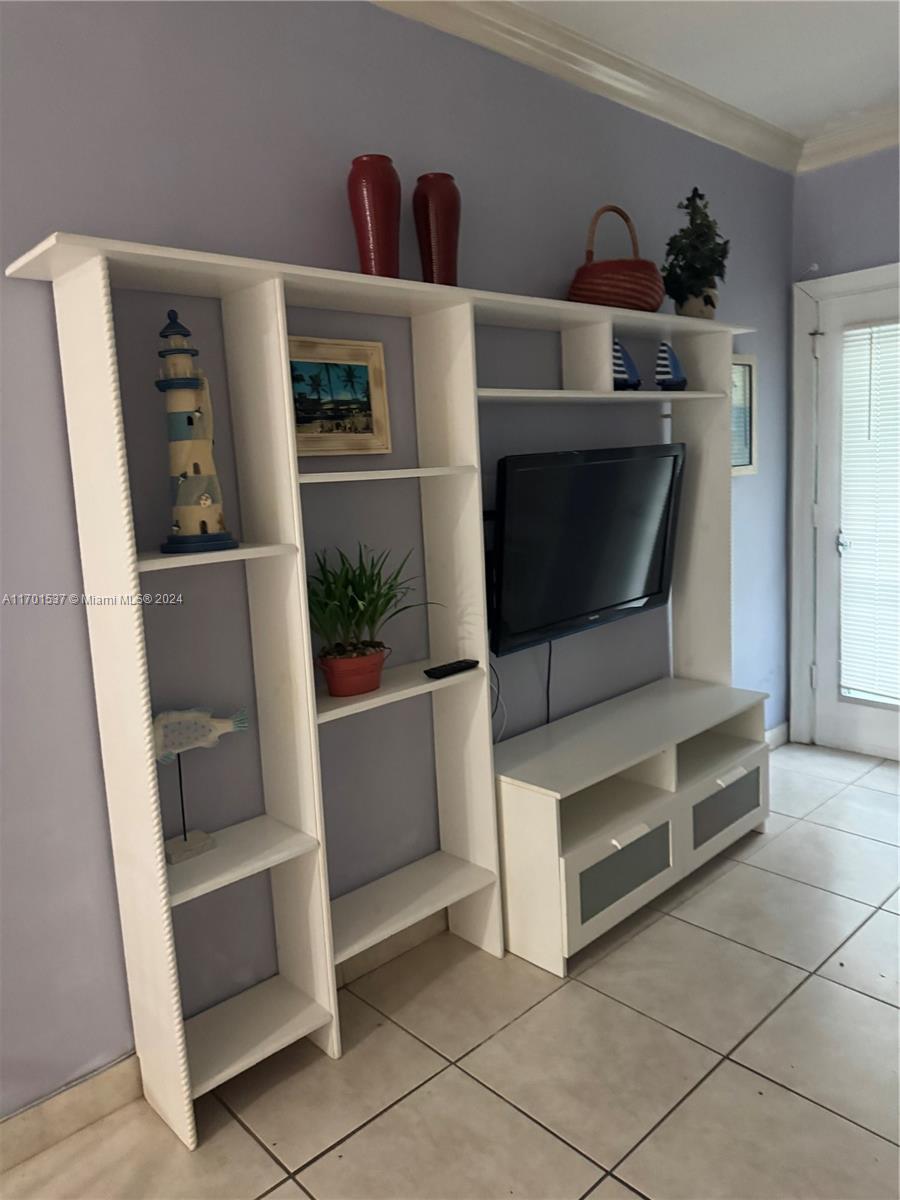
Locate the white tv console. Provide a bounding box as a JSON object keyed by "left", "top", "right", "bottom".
{"left": 494, "top": 677, "right": 769, "bottom": 976}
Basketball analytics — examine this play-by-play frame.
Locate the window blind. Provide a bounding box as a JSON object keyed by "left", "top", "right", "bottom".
{"left": 839, "top": 323, "right": 899, "bottom": 706}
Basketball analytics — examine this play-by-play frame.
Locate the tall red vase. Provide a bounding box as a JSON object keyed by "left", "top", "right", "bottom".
{"left": 347, "top": 154, "right": 401, "bottom": 277}
{"left": 413, "top": 172, "right": 461, "bottom": 285}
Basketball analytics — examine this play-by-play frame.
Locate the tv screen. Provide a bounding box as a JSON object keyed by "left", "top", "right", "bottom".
{"left": 490, "top": 443, "right": 685, "bottom": 655}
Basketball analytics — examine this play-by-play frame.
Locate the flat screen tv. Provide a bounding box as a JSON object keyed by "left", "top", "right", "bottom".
{"left": 490, "top": 443, "right": 685, "bottom": 656}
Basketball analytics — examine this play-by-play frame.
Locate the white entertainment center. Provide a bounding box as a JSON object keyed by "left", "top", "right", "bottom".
{"left": 7, "top": 231, "right": 766, "bottom": 1148}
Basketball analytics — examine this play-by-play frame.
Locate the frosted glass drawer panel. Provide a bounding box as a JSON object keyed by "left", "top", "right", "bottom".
{"left": 685, "top": 742, "right": 769, "bottom": 869}
{"left": 693, "top": 767, "right": 761, "bottom": 848}
{"left": 562, "top": 817, "right": 677, "bottom": 957}
{"left": 579, "top": 823, "right": 671, "bottom": 922}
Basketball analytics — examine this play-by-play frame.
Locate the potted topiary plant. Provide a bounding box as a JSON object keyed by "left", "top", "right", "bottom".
{"left": 307, "top": 545, "right": 426, "bottom": 698}
{"left": 662, "top": 188, "right": 730, "bottom": 319}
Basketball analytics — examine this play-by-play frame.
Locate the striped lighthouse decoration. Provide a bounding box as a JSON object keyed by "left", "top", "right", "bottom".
{"left": 155, "top": 311, "right": 238, "bottom": 555}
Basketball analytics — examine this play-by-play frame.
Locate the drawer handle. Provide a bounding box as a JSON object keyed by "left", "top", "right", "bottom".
{"left": 611, "top": 823, "right": 651, "bottom": 850}
{"left": 715, "top": 766, "right": 748, "bottom": 789}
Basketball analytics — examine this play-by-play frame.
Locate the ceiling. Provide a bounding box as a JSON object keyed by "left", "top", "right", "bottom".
{"left": 519, "top": 1, "right": 899, "bottom": 141}
{"left": 379, "top": 0, "right": 900, "bottom": 171}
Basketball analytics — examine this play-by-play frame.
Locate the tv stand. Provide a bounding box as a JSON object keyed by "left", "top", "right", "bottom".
{"left": 494, "top": 676, "right": 768, "bottom": 977}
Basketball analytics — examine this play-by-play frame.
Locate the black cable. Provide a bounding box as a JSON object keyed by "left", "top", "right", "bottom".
{"left": 489, "top": 662, "right": 500, "bottom": 717}
{"left": 546, "top": 639, "right": 553, "bottom": 726}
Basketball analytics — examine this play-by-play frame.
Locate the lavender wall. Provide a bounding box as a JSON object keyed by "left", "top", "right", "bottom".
{"left": 793, "top": 147, "right": 900, "bottom": 280}
{"left": 0, "top": 0, "right": 792, "bottom": 1115}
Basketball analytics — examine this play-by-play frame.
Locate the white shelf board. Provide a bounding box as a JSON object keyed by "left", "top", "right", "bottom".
{"left": 6, "top": 233, "right": 752, "bottom": 335}
{"left": 299, "top": 465, "right": 475, "bottom": 484}
{"left": 494, "top": 677, "right": 768, "bottom": 799}
{"left": 316, "top": 659, "right": 484, "bottom": 724}
{"left": 168, "top": 815, "right": 317, "bottom": 907}
{"left": 137, "top": 542, "right": 295, "bottom": 573}
{"left": 185, "top": 974, "right": 331, "bottom": 1097}
{"left": 331, "top": 850, "right": 496, "bottom": 964}
{"left": 677, "top": 730, "right": 763, "bottom": 792}
{"left": 477, "top": 389, "right": 725, "bottom": 404}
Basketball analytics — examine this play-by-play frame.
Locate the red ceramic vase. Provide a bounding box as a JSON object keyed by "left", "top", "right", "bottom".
{"left": 347, "top": 154, "right": 401, "bottom": 278}
{"left": 413, "top": 172, "right": 460, "bottom": 285}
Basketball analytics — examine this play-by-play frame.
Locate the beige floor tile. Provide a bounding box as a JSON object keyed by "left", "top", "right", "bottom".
{"left": 618, "top": 1061, "right": 899, "bottom": 1200}
{"left": 734, "top": 975, "right": 900, "bottom": 1141}
{"left": 579, "top": 915, "right": 804, "bottom": 1052}
{"left": 726, "top": 811, "right": 797, "bottom": 861}
{"left": 266, "top": 1183, "right": 303, "bottom": 1197}
{"left": 298, "top": 1066, "right": 600, "bottom": 1200}
{"left": 745, "top": 820, "right": 899, "bottom": 905}
{"left": 769, "top": 766, "right": 845, "bottom": 818}
{"left": 818, "top": 909, "right": 900, "bottom": 1004}
{"left": 807, "top": 783, "right": 899, "bottom": 845}
{"left": 651, "top": 853, "right": 738, "bottom": 913}
{"left": 217, "top": 990, "right": 443, "bottom": 1170}
{"left": 884, "top": 889, "right": 900, "bottom": 914}
{"left": 589, "top": 1177, "right": 646, "bottom": 1199}
{"left": 347, "top": 931, "right": 562, "bottom": 1059}
{"left": 771, "top": 744, "right": 882, "bottom": 784}
{"left": 0, "top": 1096, "right": 282, "bottom": 1200}
{"left": 461, "top": 981, "right": 717, "bottom": 1166}
{"left": 860, "top": 759, "right": 900, "bottom": 795}
{"left": 569, "top": 907, "right": 663, "bottom": 976}
{"left": 671, "top": 862, "right": 871, "bottom": 969}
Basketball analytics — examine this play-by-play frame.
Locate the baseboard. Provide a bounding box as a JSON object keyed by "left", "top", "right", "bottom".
{"left": 765, "top": 723, "right": 789, "bottom": 750}
{"left": 337, "top": 910, "right": 449, "bottom": 987}
{"left": 0, "top": 1054, "right": 141, "bottom": 1172}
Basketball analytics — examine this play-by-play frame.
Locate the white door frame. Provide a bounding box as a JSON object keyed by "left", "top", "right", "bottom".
{"left": 791, "top": 263, "right": 899, "bottom": 745}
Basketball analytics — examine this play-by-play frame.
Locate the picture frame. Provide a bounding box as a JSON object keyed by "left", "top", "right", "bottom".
{"left": 731, "top": 354, "right": 758, "bottom": 475}
{"left": 290, "top": 336, "right": 391, "bottom": 456}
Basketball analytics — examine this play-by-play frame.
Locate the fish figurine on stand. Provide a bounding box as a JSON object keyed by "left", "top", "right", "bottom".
{"left": 153, "top": 708, "right": 249, "bottom": 864}
{"left": 612, "top": 339, "right": 642, "bottom": 391}
{"left": 655, "top": 341, "right": 688, "bottom": 391}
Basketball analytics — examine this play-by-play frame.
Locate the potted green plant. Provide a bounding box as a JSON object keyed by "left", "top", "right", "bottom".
{"left": 307, "top": 545, "right": 425, "bottom": 698}
{"left": 661, "top": 188, "right": 730, "bottom": 319}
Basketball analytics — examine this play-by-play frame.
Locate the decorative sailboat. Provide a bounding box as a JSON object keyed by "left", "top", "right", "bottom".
{"left": 655, "top": 341, "right": 688, "bottom": 391}
{"left": 612, "top": 339, "right": 642, "bottom": 391}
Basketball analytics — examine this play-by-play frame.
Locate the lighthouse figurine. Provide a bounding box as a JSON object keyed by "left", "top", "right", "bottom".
{"left": 155, "top": 310, "right": 238, "bottom": 554}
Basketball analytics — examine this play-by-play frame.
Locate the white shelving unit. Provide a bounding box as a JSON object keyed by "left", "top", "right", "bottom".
{"left": 7, "top": 230, "right": 752, "bottom": 1147}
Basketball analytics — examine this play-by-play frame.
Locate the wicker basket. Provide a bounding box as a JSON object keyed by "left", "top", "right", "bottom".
{"left": 568, "top": 205, "right": 664, "bottom": 312}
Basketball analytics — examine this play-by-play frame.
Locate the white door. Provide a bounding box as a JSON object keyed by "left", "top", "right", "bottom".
{"left": 814, "top": 283, "right": 899, "bottom": 758}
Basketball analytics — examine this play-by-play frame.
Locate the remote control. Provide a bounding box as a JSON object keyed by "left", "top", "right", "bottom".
{"left": 423, "top": 659, "right": 479, "bottom": 680}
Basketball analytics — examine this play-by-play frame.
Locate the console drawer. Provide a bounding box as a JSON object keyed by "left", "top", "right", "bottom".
{"left": 561, "top": 816, "right": 678, "bottom": 956}
{"left": 685, "top": 742, "right": 769, "bottom": 866}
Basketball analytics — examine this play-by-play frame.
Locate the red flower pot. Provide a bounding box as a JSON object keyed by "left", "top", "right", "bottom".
{"left": 318, "top": 649, "right": 387, "bottom": 698}
{"left": 413, "top": 172, "right": 460, "bottom": 285}
{"left": 347, "top": 155, "right": 401, "bottom": 278}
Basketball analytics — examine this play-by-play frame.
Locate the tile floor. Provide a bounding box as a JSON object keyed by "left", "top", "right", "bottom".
{"left": 2, "top": 744, "right": 898, "bottom": 1200}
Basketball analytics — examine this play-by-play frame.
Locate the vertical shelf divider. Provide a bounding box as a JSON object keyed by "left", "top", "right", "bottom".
{"left": 220, "top": 278, "right": 340, "bottom": 1058}
{"left": 411, "top": 302, "right": 504, "bottom": 956}
{"left": 51, "top": 255, "right": 196, "bottom": 1149}
{"left": 669, "top": 331, "right": 733, "bottom": 684}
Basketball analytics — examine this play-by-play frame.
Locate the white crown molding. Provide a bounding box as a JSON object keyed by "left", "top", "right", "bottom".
{"left": 797, "top": 106, "right": 899, "bottom": 173}
{"left": 377, "top": 0, "right": 803, "bottom": 172}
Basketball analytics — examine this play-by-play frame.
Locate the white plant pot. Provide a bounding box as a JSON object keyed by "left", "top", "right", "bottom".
{"left": 676, "top": 288, "right": 718, "bottom": 319}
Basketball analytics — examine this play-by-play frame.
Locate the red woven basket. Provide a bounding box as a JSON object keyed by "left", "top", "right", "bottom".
{"left": 568, "top": 205, "right": 664, "bottom": 312}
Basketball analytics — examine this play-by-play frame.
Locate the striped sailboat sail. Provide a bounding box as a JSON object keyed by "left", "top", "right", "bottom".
{"left": 655, "top": 341, "right": 687, "bottom": 391}
{"left": 612, "top": 339, "right": 641, "bottom": 391}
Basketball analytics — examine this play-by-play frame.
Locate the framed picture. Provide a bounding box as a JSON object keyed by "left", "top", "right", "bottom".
{"left": 731, "top": 354, "right": 758, "bottom": 475}
{"left": 290, "top": 336, "right": 391, "bottom": 456}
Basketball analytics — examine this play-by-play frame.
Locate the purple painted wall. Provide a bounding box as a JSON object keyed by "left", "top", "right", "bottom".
{"left": 793, "top": 147, "right": 900, "bottom": 280}
{"left": 0, "top": 0, "right": 793, "bottom": 1115}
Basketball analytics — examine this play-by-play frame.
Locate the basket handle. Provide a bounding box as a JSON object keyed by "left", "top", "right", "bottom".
{"left": 584, "top": 205, "right": 641, "bottom": 263}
